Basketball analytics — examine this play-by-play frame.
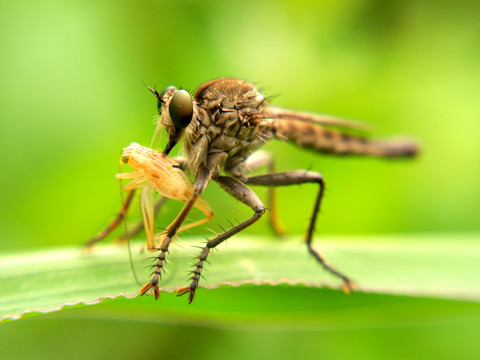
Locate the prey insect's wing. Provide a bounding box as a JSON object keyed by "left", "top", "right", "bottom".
{"left": 262, "top": 106, "right": 374, "bottom": 133}
{"left": 140, "top": 183, "right": 155, "bottom": 250}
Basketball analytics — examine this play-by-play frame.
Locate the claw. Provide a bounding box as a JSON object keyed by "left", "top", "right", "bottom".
{"left": 342, "top": 279, "right": 355, "bottom": 294}
{"left": 139, "top": 282, "right": 161, "bottom": 300}
{"left": 176, "top": 286, "right": 196, "bottom": 304}
{"left": 154, "top": 232, "right": 169, "bottom": 248}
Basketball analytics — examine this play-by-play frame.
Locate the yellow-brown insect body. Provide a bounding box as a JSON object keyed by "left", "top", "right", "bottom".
{"left": 114, "top": 143, "right": 215, "bottom": 299}
{"left": 117, "top": 142, "right": 213, "bottom": 252}
{"left": 121, "top": 142, "right": 192, "bottom": 201}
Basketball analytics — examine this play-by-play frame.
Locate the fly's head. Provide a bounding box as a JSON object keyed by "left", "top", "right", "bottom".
{"left": 148, "top": 85, "right": 194, "bottom": 156}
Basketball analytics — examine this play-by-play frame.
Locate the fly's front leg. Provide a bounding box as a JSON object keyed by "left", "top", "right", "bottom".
{"left": 246, "top": 171, "right": 354, "bottom": 293}
{"left": 140, "top": 164, "right": 212, "bottom": 299}
{"left": 177, "top": 176, "right": 265, "bottom": 303}
{"left": 243, "top": 151, "right": 284, "bottom": 236}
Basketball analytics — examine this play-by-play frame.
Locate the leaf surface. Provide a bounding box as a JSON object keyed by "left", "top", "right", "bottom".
{"left": 1, "top": 233, "right": 478, "bottom": 322}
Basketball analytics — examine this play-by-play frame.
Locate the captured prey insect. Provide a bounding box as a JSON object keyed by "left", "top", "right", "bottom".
{"left": 137, "top": 77, "right": 419, "bottom": 303}
{"left": 86, "top": 142, "right": 214, "bottom": 299}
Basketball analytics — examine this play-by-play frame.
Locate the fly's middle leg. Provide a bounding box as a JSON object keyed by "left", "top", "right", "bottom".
{"left": 243, "top": 151, "right": 285, "bottom": 236}
{"left": 177, "top": 176, "right": 265, "bottom": 303}
{"left": 245, "top": 170, "right": 354, "bottom": 293}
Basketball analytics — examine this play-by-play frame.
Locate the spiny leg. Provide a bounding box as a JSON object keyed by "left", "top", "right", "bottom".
{"left": 243, "top": 151, "right": 285, "bottom": 236}
{"left": 246, "top": 170, "right": 354, "bottom": 293}
{"left": 153, "top": 196, "right": 214, "bottom": 249}
{"left": 140, "top": 163, "right": 212, "bottom": 299}
{"left": 177, "top": 176, "right": 265, "bottom": 303}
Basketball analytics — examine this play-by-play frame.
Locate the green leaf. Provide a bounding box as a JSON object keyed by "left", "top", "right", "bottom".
{"left": 1, "top": 233, "right": 479, "bottom": 322}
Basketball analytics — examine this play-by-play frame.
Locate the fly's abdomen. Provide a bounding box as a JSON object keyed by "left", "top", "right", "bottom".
{"left": 273, "top": 119, "right": 418, "bottom": 157}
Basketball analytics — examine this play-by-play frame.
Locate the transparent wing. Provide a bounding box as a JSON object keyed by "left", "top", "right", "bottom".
{"left": 262, "top": 106, "right": 374, "bottom": 133}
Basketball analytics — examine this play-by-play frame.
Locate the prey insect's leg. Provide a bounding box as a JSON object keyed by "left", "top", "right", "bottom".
{"left": 140, "top": 164, "right": 212, "bottom": 299}
{"left": 118, "top": 196, "right": 167, "bottom": 241}
{"left": 168, "top": 198, "right": 214, "bottom": 233}
{"left": 243, "top": 151, "right": 285, "bottom": 236}
{"left": 84, "top": 190, "right": 136, "bottom": 248}
{"left": 245, "top": 171, "right": 354, "bottom": 293}
{"left": 84, "top": 171, "right": 147, "bottom": 248}
{"left": 177, "top": 176, "right": 265, "bottom": 303}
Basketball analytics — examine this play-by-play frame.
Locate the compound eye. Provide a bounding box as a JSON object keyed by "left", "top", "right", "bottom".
{"left": 168, "top": 89, "right": 193, "bottom": 129}
{"left": 121, "top": 155, "right": 129, "bottom": 164}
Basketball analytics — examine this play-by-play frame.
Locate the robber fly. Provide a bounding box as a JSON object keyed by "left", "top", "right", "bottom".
{"left": 90, "top": 78, "right": 417, "bottom": 302}
{"left": 133, "top": 77, "right": 419, "bottom": 303}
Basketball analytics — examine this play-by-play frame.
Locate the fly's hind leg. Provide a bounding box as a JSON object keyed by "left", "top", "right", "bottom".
{"left": 177, "top": 176, "right": 265, "bottom": 303}
{"left": 242, "top": 151, "right": 285, "bottom": 236}
{"left": 245, "top": 170, "right": 354, "bottom": 293}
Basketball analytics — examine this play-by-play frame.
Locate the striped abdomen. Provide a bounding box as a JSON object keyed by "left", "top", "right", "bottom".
{"left": 272, "top": 119, "right": 418, "bottom": 157}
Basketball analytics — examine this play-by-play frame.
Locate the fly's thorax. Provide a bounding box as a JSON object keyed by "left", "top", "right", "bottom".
{"left": 182, "top": 107, "right": 268, "bottom": 174}
{"left": 224, "top": 127, "right": 275, "bottom": 178}
{"left": 181, "top": 78, "right": 270, "bottom": 173}
{"left": 194, "top": 78, "right": 264, "bottom": 110}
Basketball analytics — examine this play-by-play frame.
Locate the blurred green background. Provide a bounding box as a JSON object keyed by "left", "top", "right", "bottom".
{"left": 1, "top": 0, "right": 479, "bottom": 359}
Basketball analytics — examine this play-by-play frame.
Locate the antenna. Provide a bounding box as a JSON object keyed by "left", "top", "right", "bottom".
{"left": 118, "top": 161, "right": 142, "bottom": 287}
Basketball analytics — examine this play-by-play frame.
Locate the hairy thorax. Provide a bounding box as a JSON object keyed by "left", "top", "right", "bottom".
{"left": 183, "top": 78, "right": 274, "bottom": 178}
